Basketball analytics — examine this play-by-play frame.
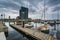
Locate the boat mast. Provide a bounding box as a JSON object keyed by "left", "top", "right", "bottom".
{"left": 57, "top": 10, "right": 59, "bottom": 20}
{"left": 44, "top": 0, "right": 45, "bottom": 21}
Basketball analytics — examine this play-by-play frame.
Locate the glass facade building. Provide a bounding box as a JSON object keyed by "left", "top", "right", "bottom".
{"left": 19, "top": 7, "right": 28, "bottom": 19}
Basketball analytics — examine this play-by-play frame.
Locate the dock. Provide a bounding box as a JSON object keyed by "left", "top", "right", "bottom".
{"left": 0, "top": 22, "right": 8, "bottom": 36}
{"left": 0, "top": 21, "right": 8, "bottom": 40}
{"left": 0, "top": 32, "right": 6, "bottom": 40}
{"left": 10, "top": 24, "right": 54, "bottom": 40}
{"left": 0, "top": 24, "right": 8, "bottom": 33}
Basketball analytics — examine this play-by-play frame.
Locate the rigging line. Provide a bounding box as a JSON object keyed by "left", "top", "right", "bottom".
{"left": 40, "top": 6, "right": 43, "bottom": 20}
{"left": 57, "top": 10, "right": 59, "bottom": 20}
{"left": 44, "top": 0, "right": 45, "bottom": 20}
{"left": 41, "top": 0, "right": 46, "bottom": 20}
{"left": 41, "top": 12, "right": 44, "bottom": 20}
{"left": 40, "top": 0, "right": 46, "bottom": 22}
{"left": 27, "top": 0, "right": 29, "bottom": 8}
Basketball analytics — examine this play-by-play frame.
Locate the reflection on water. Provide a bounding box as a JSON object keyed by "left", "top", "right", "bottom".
{"left": 56, "top": 24, "right": 60, "bottom": 39}
{"left": 5, "top": 22, "right": 28, "bottom": 40}
{"left": 49, "top": 24, "right": 60, "bottom": 39}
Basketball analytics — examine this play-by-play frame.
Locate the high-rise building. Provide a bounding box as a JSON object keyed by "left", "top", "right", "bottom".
{"left": 19, "top": 7, "right": 28, "bottom": 19}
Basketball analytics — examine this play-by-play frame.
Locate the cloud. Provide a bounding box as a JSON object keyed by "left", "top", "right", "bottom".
{"left": 47, "top": 0, "right": 60, "bottom": 6}
{"left": 0, "top": 0, "right": 60, "bottom": 19}
{"left": 0, "top": 8, "right": 19, "bottom": 19}
{"left": 0, "top": 0, "right": 20, "bottom": 10}
{"left": 53, "top": 4, "right": 60, "bottom": 11}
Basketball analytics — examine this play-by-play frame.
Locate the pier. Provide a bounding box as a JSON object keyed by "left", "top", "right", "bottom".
{"left": 10, "top": 24, "right": 54, "bottom": 40}
{"left": 0, "top": 21, "right": 8, "bottom": 40}
{"left": 0, "top": 32, "right": 6, "bottom": 40}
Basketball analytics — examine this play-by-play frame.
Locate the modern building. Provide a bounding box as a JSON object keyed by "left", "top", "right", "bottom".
{"left": 19, "top": 7, "right": 28, "bottom": 19}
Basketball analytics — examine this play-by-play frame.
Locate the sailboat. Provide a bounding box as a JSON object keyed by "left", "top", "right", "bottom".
{"left": 36, "top": 0, "right": 49, "bottom": 31}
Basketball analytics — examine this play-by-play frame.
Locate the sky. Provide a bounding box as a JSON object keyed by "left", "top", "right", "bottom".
{"left": 0, "top": 0, "right": 60, "bottom": 20}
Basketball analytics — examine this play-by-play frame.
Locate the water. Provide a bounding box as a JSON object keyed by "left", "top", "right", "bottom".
{"left": 48, "top": 24, "right": 60, "bottom": 39}
{"left": 5, "top": 22, "right": 28, "bottom": 40}
{"left": 56, "top": 24, "right": 60, "bottom": 39}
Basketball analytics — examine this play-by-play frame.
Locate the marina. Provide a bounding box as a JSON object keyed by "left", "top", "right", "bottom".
{"left": 0, "top": 32, "right": 6, "bottom": 40}
{"left": 0, "top": 0, "right": 60, "bottom": 40}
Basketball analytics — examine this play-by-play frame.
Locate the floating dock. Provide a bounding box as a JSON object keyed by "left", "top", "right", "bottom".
{"left": 10, "top": 24, "right": 54, "bottom": 40}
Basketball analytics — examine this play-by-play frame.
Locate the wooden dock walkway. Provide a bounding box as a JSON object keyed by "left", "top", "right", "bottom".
{"left": 0, "top": 21, "right": 8, "bottom": 32}
{"left": 10, "top": 24, "right": 54, "bottom": 40}
{"left": 0, "top": 21, "right": 8, "bottom": 40}
{"left": 0, "top": 32, "right": 6, "bottom": 40}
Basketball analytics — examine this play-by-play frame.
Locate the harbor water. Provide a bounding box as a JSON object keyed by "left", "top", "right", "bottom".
{"left": 5, "top": 22, "right": 28, "bottom": 40}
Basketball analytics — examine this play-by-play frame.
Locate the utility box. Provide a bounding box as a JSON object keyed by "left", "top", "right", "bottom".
{"left": 19, "top": 7, "right": 28, "bottom": 19}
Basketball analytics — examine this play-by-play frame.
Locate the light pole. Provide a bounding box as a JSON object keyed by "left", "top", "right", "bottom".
{"left": 9, "top": 16, "right": 10, "bottom": 25}
{"left": 1, "top": 14, "right": 3, "bottom": 20}
{"left": 3, "top": 13, "right": 5, "bottom": 26}
{"left": 1, "top": 14, "right": 3, "bottom": 24}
